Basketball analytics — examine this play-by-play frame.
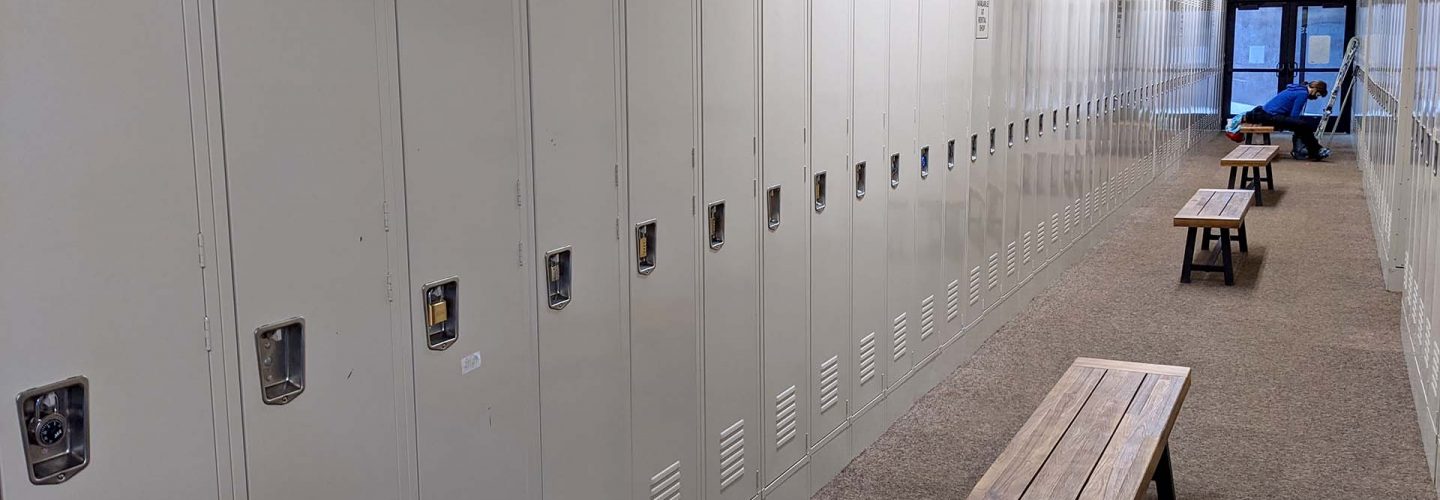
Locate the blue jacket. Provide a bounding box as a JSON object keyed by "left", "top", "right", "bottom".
{"left": 1262, "top": 83, "right": 1311, "bottom": 117}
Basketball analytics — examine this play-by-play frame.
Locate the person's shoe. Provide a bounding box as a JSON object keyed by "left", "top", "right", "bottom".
{"left": 1308, "top": 147, "right": 1331, "bottom": 161}
{"left": 1292, "top": 150, "right": 1307, "bottom": 160}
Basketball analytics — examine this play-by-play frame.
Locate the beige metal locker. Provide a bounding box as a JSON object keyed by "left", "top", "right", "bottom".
{"left": 527, "top": 0, "right": 630, "bottom": 498}
{"left": 884, "top": 0, "right": 923, "bottom": 419}
{"left": 0, "top": 2, "right": 220, "bottom": 497}
{"left": 624, "top": 0, "right": 702, "bottom": 497}
{"left": 214, "top": 0, "right": 412, "bottom": 497}
{"left": 914, "top": 0, "right": 952, "bottom": 365}
{"left": 395, "top": 0, "right": 540, "bottom": 498}
{"left": 944, "top": 0, "right": 977, "bottom": 331}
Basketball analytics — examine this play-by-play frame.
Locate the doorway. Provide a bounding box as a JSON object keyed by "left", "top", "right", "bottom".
{"left": 1224, "top": 1, "right": 1355, "bottom": 132}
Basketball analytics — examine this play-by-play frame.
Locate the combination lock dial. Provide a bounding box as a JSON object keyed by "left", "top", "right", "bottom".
{"left": 33, "top": 414, "right": 67, "bottom": 447}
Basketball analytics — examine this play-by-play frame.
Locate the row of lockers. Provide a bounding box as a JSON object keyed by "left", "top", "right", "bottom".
{"left": 0, "top": 0, "right": 1223, "bottom": 498}
{"left": 1356, "top": 0, "right": 1440, "bottom": 487}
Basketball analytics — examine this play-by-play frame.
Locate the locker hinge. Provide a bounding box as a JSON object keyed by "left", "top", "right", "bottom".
{"left": 382, "top": 201, "right": 392, "bottom": 232}
{"left": 616, "top": 218, "right": 621, "bottom": 239}
{"left": 614, "top": 165, "right": 620, "bottom": 187}
{"left": 752, "top": 137, "right": 757, "bottom": 155}
{"left": 803, "top": 127, "right": 808, "bottom": 143}
{"left": 515, "top": 180, "right": 522, "bottom": 207}
{"left": 203, "top": 315, "right": 212, "bottom": 352}
{"left": 196, "top": 232, "right": 206, "bottom": 269}
{"left": 691, "top": 195, "right": 696, "bottom": 215}
{"left": 518, "top": 241, "right": 525, "bottom": 267}
{"left": 691, "top": 148, "right": 696, "bottom": 169}
{"left": 385, "top": 273, "right": 394, "bottom": 303}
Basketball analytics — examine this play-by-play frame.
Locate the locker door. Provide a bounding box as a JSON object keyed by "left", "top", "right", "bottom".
{"left": 999, "top": 0, "right": 1023, "bottom": 294}
{"left": 966, "top": 0, "right": 993, "bottom": 320}
{"left": 1037, "top": 0, "right": 1058, "bottom": 268}
{"left": 1016, "top": 0, "right": 1036, "bottom": 281}
{"left": 982, "top": 0, "right": 1006, "bottom": 308}
{"left": 625, "top": 0, "right": 701, "bottom": 498}
{"left": 915, "top": 0, "right": 951, "bottom": 363}
{"left": 943, "top": 0, "right": 976, "bottom": 331}
{"left": 1061, "top": 0, "right": 1077, "bottom": 243}
{"left": 701, "top": 0, "right": 762, "bottom": 497}
{"left": 395, "top": 0, "right": 539, "bottom": 498}
{"left": 0, "top": 3, "right": 219, "bottom": 497}
{"left": 885, "top": 0, "right": 922, "bottom": 417}
{"left": 760, "top": 0, "right": 811, "bottom": 492}
{"left": 809, "top": 0, "right": 855, "bottom": 492}
{"left": 1078, "top": 0, "right": 1093, "bottom": 231}
{"left": 214, "top": 1, "right": 408, "bottom": 497}
{"left": 528, "top": 0, "right": 629, "bottom": 497}
{"left": 850, "top": 0, "right": 892, "bottom": 452}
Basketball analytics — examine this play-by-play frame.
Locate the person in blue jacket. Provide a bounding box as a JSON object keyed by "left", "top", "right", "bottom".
{"left": 1243, "top": 80, "right": 1331, "bottom": 161}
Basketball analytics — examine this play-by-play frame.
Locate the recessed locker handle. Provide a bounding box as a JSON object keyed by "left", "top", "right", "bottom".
{"left": 970, "top": 134, "right": 979, "bottom": 162}
{"left": 988, "top": 128, "right": 996, "bottom": 155}
{"left": 422, "top": 278, "right": 459, "bottom": 350}
{"left": 707, "top": 201, "right": 726, "bottom": 249}
{"left": 16, "top": 376, "right": 90, "bottom": 484}
{"left": 255, "top": 318, "right": 305, "bottom": 405}
{"left": 889, "top": 153, "right": 901, "bottom": 188}
{"left": 545, "top": 247, "right": 572, "bottom": 309}
{"left": 920, "top": 146, "right": 930, "bottom": 178}
{"left": 765, "top": 186, "right": 781, "bottom": 230}
{"left": 854, "top": 162, "right": 867, "bottom": 199}
{"left": 1052, "top": 110, "right": 1059, "bottom": 131}
{"left": 1024, "top": 119, "right": 1030, "bottom": 142}
{"left": 946, "top": 139, "right": 956, "bottom": 170}
{"left": 1038, "top": 114, "right": 1045, "bottom": 137}
{"left": 1007, "top": 123, "right": 1015, "bottom": 148}
{"left": 813, "top": 171, "right": 827, "bottom": 212}
{"left": 635, "top": 220, "right": 657, "bottom": 275}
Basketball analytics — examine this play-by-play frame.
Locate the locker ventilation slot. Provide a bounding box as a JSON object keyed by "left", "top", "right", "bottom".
{"left": 945, "top": 280, "right": 961, "bottom": 322}
{"left": 859, "top": 333, "right": 878, "bottom": 385}
{"left": 1036, "top": 221, "right": 1047, "bottom": 255}
{"left": 650, "top": 461, "right": 682, "bottom": 500}
{"left": 775, "top": 386, "right": 799, "bottom": 449}
{"left": 891, "top": 313, "right": 908, "bottom": 361}
{"left": 1005, "top": 242, "right": 1018, "bottom": 277}
{"left": 1022, "top": 232, "right": 1033, "bottom": 265}
{"left": 967, "top": 266, "right": 983, "bottom": 306}
{"left": 719, "top": 419, "right": 746, "bottom": 490}
{"left": 819, "top": 356, "right": 841, "bottom": 413}
{"left": 919, "top": 295, "right": 936, "bottom": 341}
{"left": 1051, "top": 213, "right": 1061, "bottom": 243}
{"left": 986, "top": 253, "right": 1000, "bottom": 290}
{"left": 1063, "top": 205, "right": 1073, "bottom": 234}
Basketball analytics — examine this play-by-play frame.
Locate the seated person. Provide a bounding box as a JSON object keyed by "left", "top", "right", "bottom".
{"left": 1243, "top": 81, "right": 1332, "bottom": 161}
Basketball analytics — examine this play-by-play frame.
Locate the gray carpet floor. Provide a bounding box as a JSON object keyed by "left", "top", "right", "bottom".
{"left": 814, "top": 134, "right": 1437, "bottom": 499}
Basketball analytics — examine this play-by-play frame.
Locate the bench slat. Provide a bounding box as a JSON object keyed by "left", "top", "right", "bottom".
{"left": 1220, "top": 145, "right": 1280, "bottom": 167}
{"left": 1174, "top": 189, "right": 1253, "bottom": 229}
{"left": 1021, "top": 370, "right": 1147, "bottom": 499}
{"left": 1078, "top": 374, "right": 1190, "bottom": 500}
{"left": 1196, "top": 191, "right": 1234, "bottom": 219}
{"left": 968, "top": 366, "right": 1106, "bottom": 500}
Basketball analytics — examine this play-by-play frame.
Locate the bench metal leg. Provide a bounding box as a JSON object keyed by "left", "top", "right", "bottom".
{"left": 1153, "top": 445, "right": 1176, "bottom": 500}
{"left": 1200, "top": 227, "right": 1211, "bottom": 250}
{"left": 1250, "top": 166, "right": 1265, "bottom": 207}
{"left": 1244, "top": 133, "right": 1254, "bottom": 145}
{"left": 1262, "top": 133, "right": 1272, "bottom": 145}
{"left": 1265, "top": 161, "right": 1276, "bottom": 191}
{"left": 1180, "top": 228, "right": 1197, "bottom": 284}
{"left": 1227, "top": 166, "right": 1238, "bottom": 189}
{"left": 1221, "top": 229, "right": 1235, "bottom": 286}
{"left": 1237, "top": 223, "right": 1249, "bottom": 253}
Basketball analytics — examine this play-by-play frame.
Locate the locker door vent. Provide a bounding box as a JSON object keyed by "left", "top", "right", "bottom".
{"left": 775, "top": 386, "right": 799, "bottom": 449}
{"left": 650, "top": 461, "right": 682, "bottom": 500}
{"left": 859, "top": 332, "right": 878, "bottom": 384}
{"left": 919, "top": 295, "right": 936, "bottom": 341}
{"left": 1005, "top": 242, "right": 1017, "bottom": 277}
{"left": 1070, "top": 200, "right": 1081, "bottom": 230}
{"left": 891, "top": 313, "right": 908, "bottom": 362}
{"left": 819, "top": 356, "right": 840, "bottom": 413}
{"left": 945, "top": 280, "right": 961, "bottom": 322}
{"left": 1051, "top": 212, "right": 1062, "bottom": 242}
{"left": 967, "top": 266, "right": 983, "bottom": 306}
{"left": 719, "top": 419, "right": 746, "bottom": 490}
{"left": 986, "top": 253, "right": 1000, "bottom": 290}
{"left": 1021, "top": 232, "right": 1033, "bottom": 265}
{"left": 1036, "top": 221, "right": 1047, "bottom": 255}
{"left": 1062, "top": 205, "right": 1073, "bottom": 234}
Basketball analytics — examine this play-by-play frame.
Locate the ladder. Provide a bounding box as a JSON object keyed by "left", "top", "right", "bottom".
{"left": 1318, "top": 37, "right": 1360, "bottom": 141}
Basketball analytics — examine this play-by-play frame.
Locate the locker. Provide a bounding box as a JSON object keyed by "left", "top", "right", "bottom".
{"left": 1017, "top": 0, "right": 1039, "bottom": 281}
{"left": 0, "top": 3, "right": 219, "bottom": 497}
{"left": 701, "top": 0, "right": 763, "bottom": 497}
{"left": 850, "top": 0, "right": 892, "bottom": 452}
{"left": 808, "top": 0, "right": 855, "bottom": 492}
{"left": 982, "top": 0, "right": 1006, "bottom": 308}
{"left": 761, "top": 0, "right": 812, "bottom": 489}
{"left": 885, "top": 0, "right": 923, "bottom": 417}
{"left": 915, "top": 0, "right": 951, "bottom": 363}
{"left": 999, "top": 0, "right": 1023, "bottom": 295}
{"left": 624, "top": 0, "right": 701, "bottom": 498}
{"left": 394, "top": 0, "right": 539, "bottom": 497}
{"left": 943, "top": 0, "right": 976, "bottom": 332}
{"left": 214, "top": 0, "right": 411, "bottom": 496}
{"left": 528, "top": 0, "right": 630, "bottom": 497}
{"left": 966, "top": 0, "right": 993, "bottom": 320}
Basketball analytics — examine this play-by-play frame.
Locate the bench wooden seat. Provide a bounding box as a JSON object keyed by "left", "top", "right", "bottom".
{"left": 968, "top": 358, "right": 1192, "bottom": 500}
{"left": 1175, "top": 189, "right": 1254, "bottom": 285}
{"left": 1239, "top": 123, "right": 1275, "bottom": 145}
{"left": 1221, "top": 145, "right": 1279, "bottom": 206}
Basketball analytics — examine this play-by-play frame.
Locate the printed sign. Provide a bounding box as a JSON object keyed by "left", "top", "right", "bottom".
{"left": 976, "top": 0, "right": 990, "bottom": 39}
{"left": 1308, "top": 35, "right": 1332, "bottom": 64}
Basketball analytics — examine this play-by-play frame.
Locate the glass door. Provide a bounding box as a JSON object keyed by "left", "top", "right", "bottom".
{"left": 1224, "top": 1, "right": 1355, "bottom": 130}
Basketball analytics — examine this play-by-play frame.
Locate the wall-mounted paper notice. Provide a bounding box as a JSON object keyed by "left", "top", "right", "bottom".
{"left": 1248, "top": 46, "right": 1266, "bottom": 64}
{"left": 1309, "top": 35, "right": 1332, "bottom": 64}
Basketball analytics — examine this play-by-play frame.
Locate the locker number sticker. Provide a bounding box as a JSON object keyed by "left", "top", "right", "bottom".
{"left": 976, "top": 0, "right": 990, "bottom": 39}
{"left": 462, "top": 351, "right": 483, "bottom": 375}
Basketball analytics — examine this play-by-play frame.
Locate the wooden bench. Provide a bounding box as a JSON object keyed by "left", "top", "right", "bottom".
{"left": 1239, "top": 123, "right": 1274, "bottom": 145}
{"left": 968, "top": 358, "right": 1192, "bottom": 500}
{"left": 1175, "top": 189, "right": 1254, "bottom": 286}
{"left": 1221, "top": 145, "right": 1279, "bottom": 206}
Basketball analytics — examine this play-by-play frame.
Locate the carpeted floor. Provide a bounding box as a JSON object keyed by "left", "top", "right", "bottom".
{"left": 814, "top": 134, "right": 1437, "bottom": 499}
